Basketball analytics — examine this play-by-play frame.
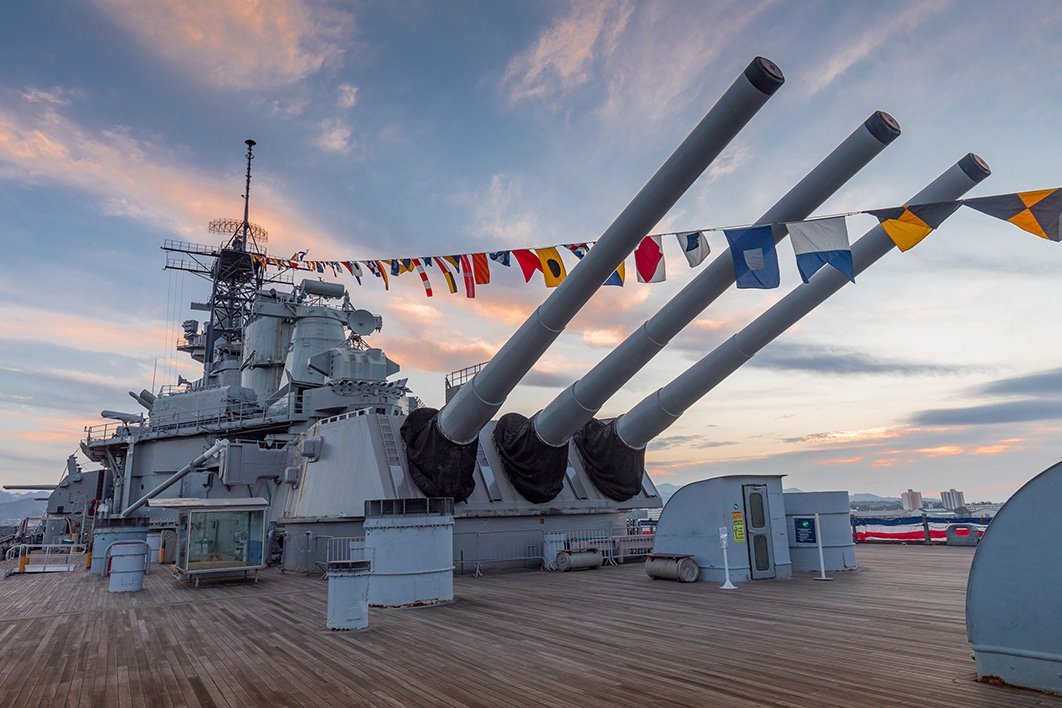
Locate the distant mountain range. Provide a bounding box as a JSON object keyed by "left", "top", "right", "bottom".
{"left": 0, "top": 491, "right": 47, "bottom": 525}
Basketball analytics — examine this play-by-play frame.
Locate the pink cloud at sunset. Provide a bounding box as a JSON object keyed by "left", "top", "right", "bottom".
{"left": 0, "top": 303, "right": 169, "bottom": 357}
{"left": 817, "top": 455, "right": 865, "bottom": 465}
{"left": 0, "top": 105, "right": 349, "bottom": 257}
{"left": 90, "top": 0, "right": 352, "bottom": 91}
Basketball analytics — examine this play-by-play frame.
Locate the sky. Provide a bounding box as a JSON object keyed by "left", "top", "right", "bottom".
{"left": 0, "top": 0, "right": 1059, "bottom": 501}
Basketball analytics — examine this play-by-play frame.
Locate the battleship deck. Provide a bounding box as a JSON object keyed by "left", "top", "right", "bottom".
{"left": 0, "top": 545, "right": 1054, "bottom": 707}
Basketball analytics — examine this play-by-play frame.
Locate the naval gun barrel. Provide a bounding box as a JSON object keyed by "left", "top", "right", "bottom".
{"left": 614, "top": 153, "right": 991, "bottom": 449}
{"left": 435, "top": 57, "right": 785, "bottom": 446}
{"left": 534, "top": 111, "right": 902, "bottom": 447}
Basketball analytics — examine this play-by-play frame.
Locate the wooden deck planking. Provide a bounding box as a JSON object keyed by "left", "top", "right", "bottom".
{"left": 0, "top": 545, "right": 1057, "bottom": 706}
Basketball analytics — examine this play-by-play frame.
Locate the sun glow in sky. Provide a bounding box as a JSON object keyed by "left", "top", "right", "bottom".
{"left": 0, "top": 1, "right": 1059, "bottom": 500}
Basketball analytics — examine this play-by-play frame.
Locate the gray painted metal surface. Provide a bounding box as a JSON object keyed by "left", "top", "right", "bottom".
{"left": 107, "top": 540, "right": 149, "bottom": 593}
{"left": 535, "top": 111, "right": 902, "bottom": 446}
{"left": 555, "top": 549, "right": 602, "bottom": 572}
{"left": 967, "top": 460, "right": 1062, "bottom": 694}
{"left": 652, "top": 475, "right": 791, "bottom": 583}
{"left": 645, "top": 555, "right": 699, "bottom": 582}
{"left": 784, "top": 492, "right": 856, "bottom": 572}
{"left": 286, "top": 413, "right": 659, "bottom": 520}
{"left": 90, "top": 524, "right": 148, "bottom": 576}
{"left": 122, "top": 440, "right": 229, "bottom": 518}
{"left": 744, "top": 483, "right": 775, "bottom": 579}
{"left": 945, "top": 524, "right": 980, "bottom": 546}
{"left": 365, "top": 509, "right": 454, "bottom": 607}
{"left": 616, "top": 153, "right": 992, "bottom": 448}
{"left": 438, "top": 57, "right": 785, "bottom": 445}
{"left": 326, "top": 559, "right": 371, "bottom": 630}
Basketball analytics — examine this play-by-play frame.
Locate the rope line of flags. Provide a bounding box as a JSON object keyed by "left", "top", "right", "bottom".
{"left": 250, "top": 189, "right": 1059, "bottom": 298}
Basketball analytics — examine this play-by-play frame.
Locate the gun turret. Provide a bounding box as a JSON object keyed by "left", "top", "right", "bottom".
{"left": 578, "top": 154, "right": 991, "bottom": 499}
{"left": 402, "top": 57, "right": 786, "bottom": 501}
{"left": 494, "top": 112, "right": 901, "bottom": 504}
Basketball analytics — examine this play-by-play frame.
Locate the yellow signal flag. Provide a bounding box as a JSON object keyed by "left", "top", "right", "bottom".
{"left": 535, "top": 247, "right": 567, "bottom": 287}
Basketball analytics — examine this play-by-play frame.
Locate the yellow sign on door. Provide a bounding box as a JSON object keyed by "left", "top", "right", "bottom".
{"left": 731, "top": 511, "right": 746, "bottom": 543}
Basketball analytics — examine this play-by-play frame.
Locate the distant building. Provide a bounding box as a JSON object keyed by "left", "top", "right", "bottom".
{"left": 901, "top": 489, "right": 923, "bottom": 511}
{"left": 940, "top": 489, "right": 966, "bottom": 511}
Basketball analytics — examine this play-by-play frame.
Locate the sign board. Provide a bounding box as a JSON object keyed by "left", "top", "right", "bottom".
{"left": 794, "top": 517, "right": 816, "bottom": 544}
{"left": 731, "top": 511, "right": 746, "bottom": 543}
{"left": 719, "top": 526, "right": 728, "bottom": 549}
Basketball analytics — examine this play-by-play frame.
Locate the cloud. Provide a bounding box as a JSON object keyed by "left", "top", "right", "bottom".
{"left": 502, "top": 1, "right": 634, "bottom": 106}
{"left": 650, "top": 434, "right": 735, "bottom": 451}
{"left": 974, "top": 368, "right": 1062, "bottom": 398}
{"left": 337, "top": 84, "right": 359, "bottom": 109}
{"left": 700, "top": 142, "right": 751, "bottom": 187}
{"left": 0, "top": 105, "right": 347, "bottom": 255}
{"left": 21, "top": 87, "right": 80, "bottom": 106}
{"left": 467, "top": 174, "right": 540, "bottom": 245}
{"left": 313, "top": 119, "right": 354, "bottom": 153}
{"left": 783, "top": 427, "right": 902, "bottom": 445}
{"left": 91, "top": 0, "right": 352, "bottom": 90}
{"left": 909, "top": 368, "right": 1062, "bottom": 427}
{"left": 910, "top": 399, "right": 1062, "bottom": 426}
{"left": 805, "top": 2, "right": 952, "bottom": 95}
{"left": 502, "top": 2, "right": 778, "bottom": 123}
{"left": 521, "top": 369, "right": 572, "bottom": 389}
{"left": 375, "top": 335, "right": 495, "bottom": 375}
{"left": 748, "top": 342, "right": 958, "bottom": 376}
{"left": 580, "top": 326, "right": 627, "bottom": 349}
{"left": 594, "top": 1, "right": 773, "bottom": 122}
{"left": 0, "top": 306, "right": 167, "bottom": 357}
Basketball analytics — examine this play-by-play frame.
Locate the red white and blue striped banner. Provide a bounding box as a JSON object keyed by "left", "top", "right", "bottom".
{"left": 852, "top": 516, "right": 990, "bottom": 542}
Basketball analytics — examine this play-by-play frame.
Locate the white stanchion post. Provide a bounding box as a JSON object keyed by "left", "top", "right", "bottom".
{"left": 813, "top": 513, "right": 833, "bottom": 582}
{"left": 719, "top": 526, "right": 736, "bottom": 590}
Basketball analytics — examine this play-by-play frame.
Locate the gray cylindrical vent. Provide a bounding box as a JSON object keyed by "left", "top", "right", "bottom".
{"left": 555, "top": 549, "right": 603, "bottom": 572}
{"left": 645, "top": 555, "right": 699, "bottom": 582}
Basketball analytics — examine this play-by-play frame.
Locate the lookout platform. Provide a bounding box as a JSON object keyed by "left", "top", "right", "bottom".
{"left": 0, "top": 545, "right": 1053, "bottom": 706}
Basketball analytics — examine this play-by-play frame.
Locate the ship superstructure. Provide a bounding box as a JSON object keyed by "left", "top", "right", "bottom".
{"left": 38, "top": 138, "right": 663, "bottom": 574}
{"left": 25, "top": 57, "right": 995, "bottom": 577}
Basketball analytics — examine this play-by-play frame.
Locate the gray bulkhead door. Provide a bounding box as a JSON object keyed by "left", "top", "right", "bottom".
{"left": 743, "top": 484, "right": 775, "bottom": 579}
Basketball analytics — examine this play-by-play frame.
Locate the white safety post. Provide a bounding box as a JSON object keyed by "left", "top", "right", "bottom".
{"left": 719, "top": 526, "right": 736, "bottom": 590}
{"left": 813, "top": 513, "right": 833, "bottom": 581}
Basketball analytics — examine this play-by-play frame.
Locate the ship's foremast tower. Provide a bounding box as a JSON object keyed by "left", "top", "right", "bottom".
{"left": 163, "top": 139, "right": 288, "bottom": 387}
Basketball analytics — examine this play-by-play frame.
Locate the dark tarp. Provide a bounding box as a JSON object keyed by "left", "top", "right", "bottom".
{"left": 399, "top": 407, "right": 477, "bottom": 502}
{"left": 573, "top": 418, "right": 644, "bottom": 502}
{"left": 492, "top": 413, "right": 568, "bottom": 503}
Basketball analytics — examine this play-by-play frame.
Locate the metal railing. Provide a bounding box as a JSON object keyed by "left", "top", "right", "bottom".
{"left": 453, "top": 529, "right": 543, "bottom": 577}
{"left": 84, "top": 421, "right": 141, "bottom": 442}
{"left": 85, "top": 395, "right": 306, "bottom": 444}
{"left": 3, "top": 543, "right": 87, "bottom": 576}
{"left": 445, "top": 362, "right": 487, "bottom": 390}
{"left": 325, "top": 536, "right": 367, "bottom": 565}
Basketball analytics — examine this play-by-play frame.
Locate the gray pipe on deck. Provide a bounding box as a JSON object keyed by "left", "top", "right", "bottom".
{"left": 436, "top": 57, "right": 785, "bottom": 445}
{"left": 534, "top": 111, "right": 902, "bottom": 446}
{"left": 614, "top": 153, "right": 991, "bottom": 448}
{"left": 120, "top": 439, "right": 229, "bottom": 518}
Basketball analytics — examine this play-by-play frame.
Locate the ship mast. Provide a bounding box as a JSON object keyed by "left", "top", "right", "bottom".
{"left": 162, "top": 139, "right": 281, "bottom": 385}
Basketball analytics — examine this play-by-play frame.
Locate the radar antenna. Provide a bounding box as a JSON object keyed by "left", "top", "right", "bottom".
{"left": 238, "top": 139, "right": 255, "bottom": 252}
